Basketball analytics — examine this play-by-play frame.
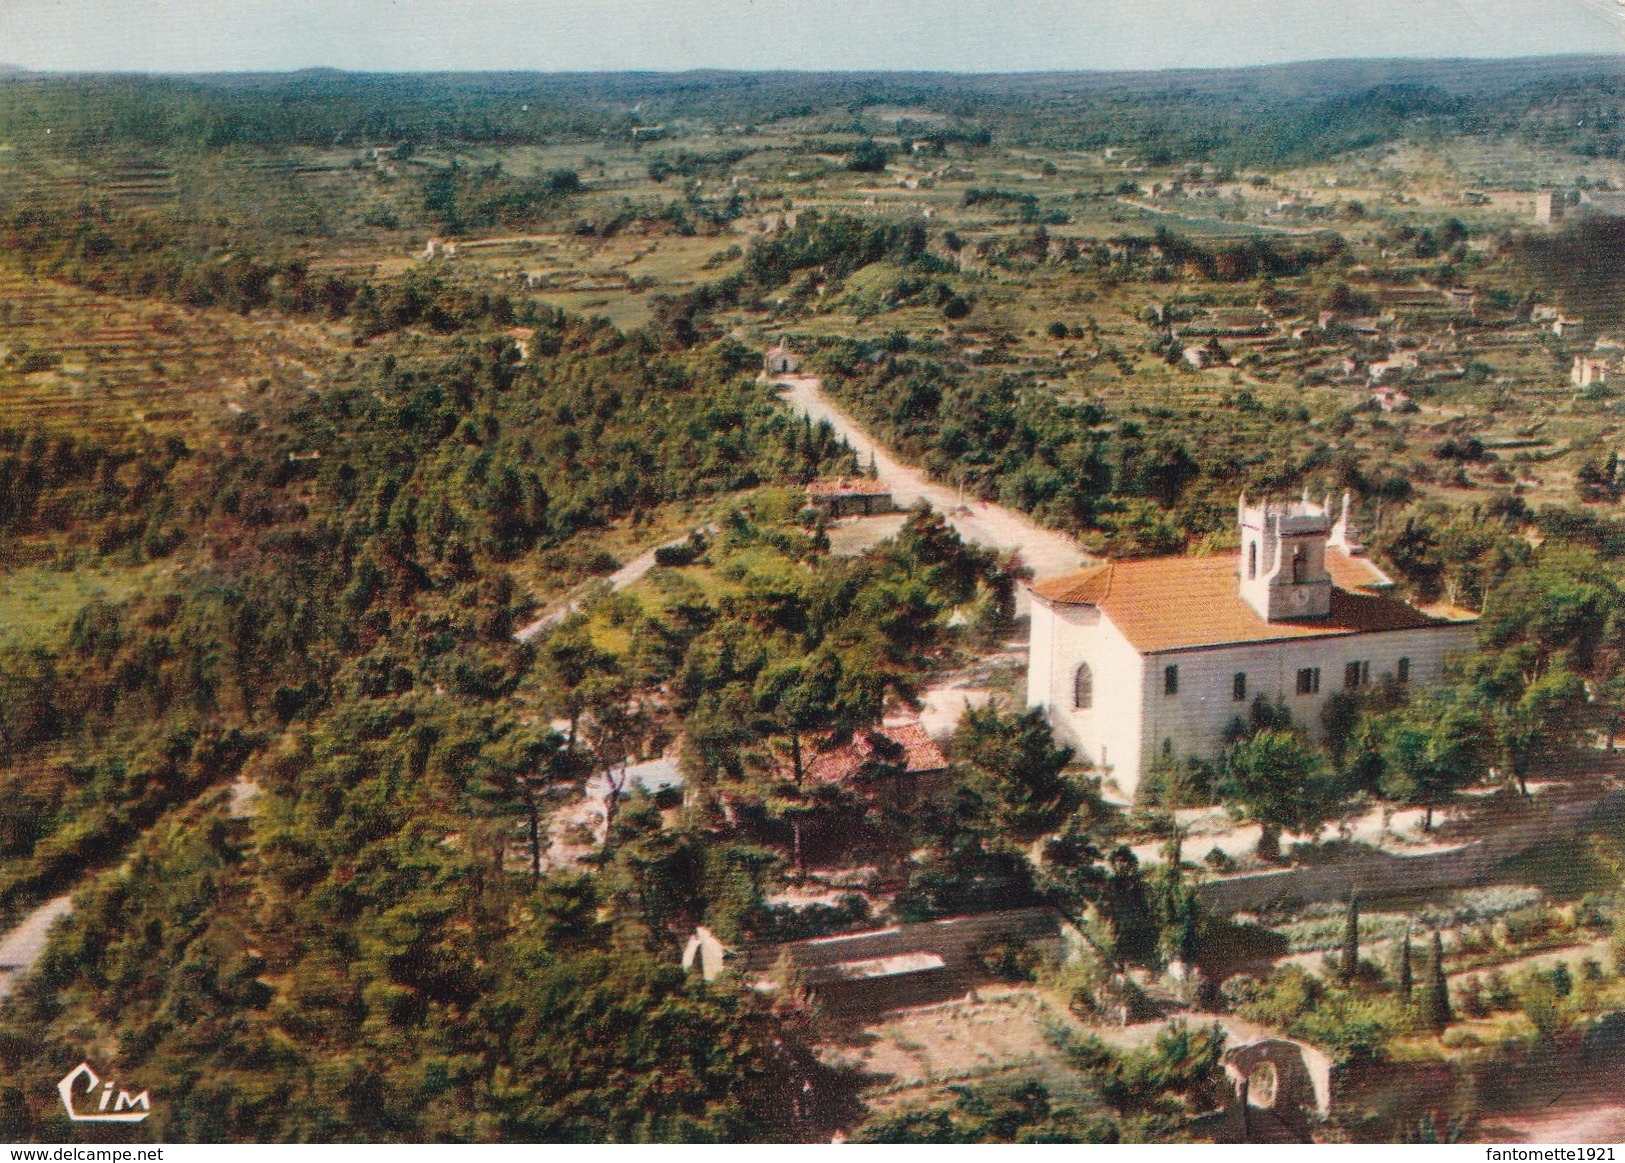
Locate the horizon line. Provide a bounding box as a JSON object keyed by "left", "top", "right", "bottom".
{"left": 2, "top": 50, "right": 1622, "bottom": 81}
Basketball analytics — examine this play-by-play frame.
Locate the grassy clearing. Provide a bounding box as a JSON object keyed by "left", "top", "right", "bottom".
{"left": 0, "top": 562, "right": 165, "bottom": 650}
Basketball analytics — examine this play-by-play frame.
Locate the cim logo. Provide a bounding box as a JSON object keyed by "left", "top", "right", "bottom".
{"left": 57, "top": 1062, "right": 151, "bottom": 1123}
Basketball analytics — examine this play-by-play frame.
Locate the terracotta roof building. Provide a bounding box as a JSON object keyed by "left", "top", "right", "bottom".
{"left": 1027, "top": 493, "right": 1476, "bottom": 799}
{"left": 776, "top": 721, "right": 948, "bottom": 787}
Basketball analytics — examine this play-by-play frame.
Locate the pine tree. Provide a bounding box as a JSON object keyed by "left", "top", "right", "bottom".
{"left": 1339, "top": 895, "right": 1360, "bottom": 982}
{"left": 1425, "top": 929, "right": 1452, "bottom": 1030}
{"left": 1396, "top": 925, "right": 1414, "bottom": 1001}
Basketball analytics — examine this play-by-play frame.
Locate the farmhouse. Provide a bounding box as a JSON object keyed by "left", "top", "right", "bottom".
{"left": 1026, "top": 494, "right": 1476, "bottom": 797}
{"left": 1574, "top": 355, "right": 1612, "bottom": 389}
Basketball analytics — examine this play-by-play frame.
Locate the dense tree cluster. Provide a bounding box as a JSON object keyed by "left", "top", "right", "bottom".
{"left": 0, "top": 317, "right": 861, "bottom": 1140}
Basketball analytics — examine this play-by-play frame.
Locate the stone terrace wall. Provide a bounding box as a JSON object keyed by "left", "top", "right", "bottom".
{"left": 1199, "top": 784, "right": 1625, "bottom": 915}
{"left": 741, "top": 906, "right": 1065, "bottom": 978}
{"left": 739, "top": 907, "right": 1068, "bottom": 1015}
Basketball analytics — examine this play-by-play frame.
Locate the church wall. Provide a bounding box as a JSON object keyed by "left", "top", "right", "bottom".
{"left": 1131, "top": 621, "right": 1477, "bottom": 797}
{"left": 1027, "top": 597, "right": 1145, "bottom": 786}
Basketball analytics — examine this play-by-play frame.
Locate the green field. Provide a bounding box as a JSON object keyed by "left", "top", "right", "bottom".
{"left": 0, "top": 562, "right": 165, "bottom": 650}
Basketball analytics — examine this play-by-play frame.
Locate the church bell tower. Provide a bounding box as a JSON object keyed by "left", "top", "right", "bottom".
{"left": 1238, "top": 492, "right": 1334, "bottom": 622}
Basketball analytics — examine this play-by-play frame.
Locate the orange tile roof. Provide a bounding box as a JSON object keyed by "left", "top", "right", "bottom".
{"left": 1323, "top": 548, "right": 1392, "bottom": 592}
{"left": 1031, "top": 562, "right": 1115, "bottom": 605}
{"left": 780, "top": 722, "right": 949, "bottom": 785}
{"left": 1031, "top": 551, "right": 1473, "bottom": 655}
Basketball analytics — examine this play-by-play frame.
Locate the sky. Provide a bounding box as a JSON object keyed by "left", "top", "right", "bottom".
{"left": 0, "top": 0, "right": 1620, "bottom": 74}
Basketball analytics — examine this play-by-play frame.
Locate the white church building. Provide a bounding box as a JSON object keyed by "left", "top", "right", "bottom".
{"left": 1026, "top": 493, "right": 1477, "bottom": 798}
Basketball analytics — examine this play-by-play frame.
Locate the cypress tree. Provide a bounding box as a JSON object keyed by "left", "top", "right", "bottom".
{"left": 1425, "top": 929, "right": 1452, "bottom": 1030}
{"left": 1396, "top": 925, "right": 1414, "bottom": 1001}
{"left": 1339, "top": 895, "right": 1360, "bottom": 982}
{"left": 1551, "top": 961, "right": 1573, "bottom": 998}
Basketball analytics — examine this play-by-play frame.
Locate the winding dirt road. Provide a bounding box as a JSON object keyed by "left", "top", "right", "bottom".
{"left": 772, "top": 374, "right": 1091, "bottom": 590}
{"left": 0, "top": 895, "right": 72, "bottom": 1002}
{"left": 512, "top": 372, "right": 1087, "bottom": 644}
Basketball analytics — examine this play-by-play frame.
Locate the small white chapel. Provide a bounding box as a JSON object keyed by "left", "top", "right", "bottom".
{"left": 1026, "top": 493, "right": 1477, "bottom": 798}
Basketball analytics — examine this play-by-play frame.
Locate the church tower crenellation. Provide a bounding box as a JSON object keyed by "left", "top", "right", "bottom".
{"left": 1237, "top": 491, "right": 1335, "bottom": 621}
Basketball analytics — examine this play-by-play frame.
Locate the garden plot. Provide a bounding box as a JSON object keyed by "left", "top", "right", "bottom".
{"left": 825, "top": 986, "right": 1100, "bottom": 1115}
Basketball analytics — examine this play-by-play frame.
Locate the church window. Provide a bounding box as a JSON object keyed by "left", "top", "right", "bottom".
{"left": 1295, "top": 666, "right": 1320, "bottom": 695}
{"left": 1074, "top": 663, "right": 1093, "bottom": 710}
{"left": 1232, "top": 672, "right": 1247, "bottom": 701}
{"left": 1291, "top": 544, "right": 1306, "bottom": 584}
{"left": 1164, "top": 665, "right": 1180, "bottom": 696}
{"left": 1247, "top": 542, "right": 1258, "bottom": 580}
{"left": 1397, "top": 657, "right": 1411, "bottom": 683}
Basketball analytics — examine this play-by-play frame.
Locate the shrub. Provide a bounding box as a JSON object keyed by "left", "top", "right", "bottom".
{"left": 1136, "top": 751, "right": 1217, "bottom": 808}
{"left": 1517, "top": 971, "right": 1574, "bottom": 1041}
{"left": 1457, "top": 975, "right": 1489, "bottom": 1019}
{"left": 1501, "top": 906, "right": 1557, "bottom": 947}
{"left": 975, "top": 936, "right": 1042, "bottom": 983}
{"left": 1484, "top": 968, "right": 1517, "bottom": 1012}
{"left": 653, "top": 543, "right": 699, "bottom": 568}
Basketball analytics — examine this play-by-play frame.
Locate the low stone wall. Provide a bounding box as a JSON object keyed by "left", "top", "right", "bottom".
{"left": 741, "top": 907, "right": 1067, "bottom": 1015}
{"left": 1198, "top": 785, "right": 1625, "bottom": 915}
{"left": 742, "top": 906, "right": 1065, "bottom": 977}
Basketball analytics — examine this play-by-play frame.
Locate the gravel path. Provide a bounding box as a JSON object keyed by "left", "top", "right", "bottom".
{"left": 773, "top": 374, "right": 1090, "bottom": 593}
{"left": 513, "top": 524, "right": 716, "bottom": 643}
{"left": 0, "top": 894, "right": 73, "bottom": 1002}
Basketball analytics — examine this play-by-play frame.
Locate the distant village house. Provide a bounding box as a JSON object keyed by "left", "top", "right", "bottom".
{"left": 764, "top": 343, "right": 801, "bottom": 375}
{"left": 1574, "top": 355, "right": 1611, "bottom": 389}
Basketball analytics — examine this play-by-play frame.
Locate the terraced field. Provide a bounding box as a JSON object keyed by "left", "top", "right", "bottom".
{"left": 0, "top": 271, "right": 345, "bottom": 438}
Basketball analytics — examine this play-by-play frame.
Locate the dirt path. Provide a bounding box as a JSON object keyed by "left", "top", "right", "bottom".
{"left": 1445, "top": 937, "right": 1613, "bottom": 984}
{"left": 513, "top": 524, "right": 716, "bottom": 643}
{"left": 772, "top": 375, "right": 1090, "bottom": 596}
{"left": 0, "top": 895, "right": 72, "bottom": 1002}
{"left": 1486, "top": 1097, "right": 1625, "bottom": 1144}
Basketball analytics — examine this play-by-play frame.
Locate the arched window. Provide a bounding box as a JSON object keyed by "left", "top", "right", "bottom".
{"left": 1074, "top": 663, "right": 1093, "bottom": 710}
{"left": 1291, "top": 544, "right": 1306, "bottom": 584}
{"left": 1247, "top": 541, "right": 1258, "bottom": 580}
